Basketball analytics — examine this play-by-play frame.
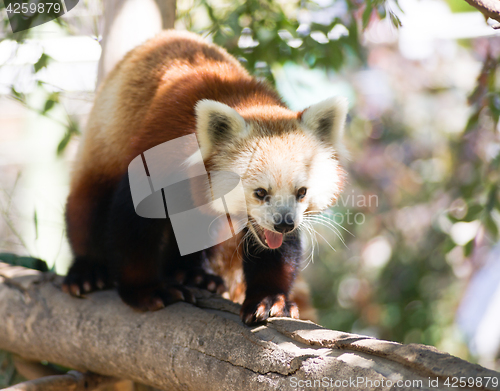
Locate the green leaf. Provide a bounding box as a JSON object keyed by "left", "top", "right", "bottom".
{"left": 393, "top": 0, "right": 404, "bottom": 14}
{"left": 57, "top": 130, "right": 72, "bottom": 156}
{"left": 464, "top": 110, "right": 480, "bottom": 132}
{"left": 42, "top": 92, "right": 60, "bottom": 114}
{"left": 492, "top": 151, "right": 500, "bottom": 170}
{"left": 10, "top": 86, "right": 25, "bottom": 103}
{"left": 43, "top": 99, "right": 56, "bottom": 113}
{"left": 463, "top": 239, "right": 474, "bottom": 257}
{"left": 486, "top": 186, "right": 497, "bottom": 212}
{"left": 0, "top": 253, "right": 48, "bottom": 272}
{"left": 483, "top": 214, "right": 499, "bottom": 238}
{"left": 362, "top": 4, "right": 373, "bottom": 30}
{"left": 34, "top": 53, "right": 52, "bottom": 73}
{"left": 389, "top": 11, "right": 402, "bottom": 28}
{"left": 57, "top": 116, "right": 80, "bottom": 155}
{"left": 462, "top": 204, "right": 483, "bottom": 222}
{"left": 442, "top": 238, "right": 456, "bottom": 254}
{"left": 489, "top": 94, "right": 500, "bottom": 126}
{"left": 34, "top": 209, "right": 38, "bottom": 240}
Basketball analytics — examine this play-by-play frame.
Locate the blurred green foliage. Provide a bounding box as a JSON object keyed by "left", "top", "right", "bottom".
{"left": 0, "top": 3, "right": 81, "bottom": 157}
{"left": 455, "top": 54, "right": 500, "bottom": 241}
{"left": 311, "top": 53, "right": 499, "bottom": 357}
{"left": 179, "top": 0, "right": 401, "bottom": 79}
{"left": 444, "top": 0, "right": 477, "bottom": 13}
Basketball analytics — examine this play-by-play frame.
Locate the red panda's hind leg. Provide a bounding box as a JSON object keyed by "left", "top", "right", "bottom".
{"left": 168, "top": 249, "right": 226, "bottom": 295}
{"left": 108, "top": 173, "right": 197, "bottom": 311}
{"left": 117, "top": 280, "right": 196, "bottom": 311}
{"left": 63, "top": 177, "right": 115, "bottom": 296}
{"left": 62, "top": 257, "right": 112, "bottom": 296}
{"left": 172, "top": 266, "right": 226, "bottom": 294}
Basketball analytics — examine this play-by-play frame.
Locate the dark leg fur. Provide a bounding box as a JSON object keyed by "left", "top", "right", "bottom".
{"left": 62, "top": 256, "right": 112, "bottom": 296}
{"left": 64, "top": 170, "right": 225, "bottom": 307}
{"left": 63, "top": 183, "right": 114, "bottom": 296}
{"left": 105, "top": 173, "right": 224, "bottom": 311}
{"left": 165, "top": 244, "right": 226, "bottom": 294}
{"left": 240, "top": 230, "right": 301, "bottom": 325}
{"left": 105, "top": 173, "right": 194, "bottom": 310}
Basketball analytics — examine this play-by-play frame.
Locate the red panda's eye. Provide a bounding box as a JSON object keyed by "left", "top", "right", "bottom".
{"left": 254, "top": 188, "right": 267, "bottom": 200}
{"left": 297, "top": 187, "right": 307, "bottom": 200}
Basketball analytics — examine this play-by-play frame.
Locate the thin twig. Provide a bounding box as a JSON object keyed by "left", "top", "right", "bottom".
{"left": 463, "top": 0, "right": 500, "bottom": 25}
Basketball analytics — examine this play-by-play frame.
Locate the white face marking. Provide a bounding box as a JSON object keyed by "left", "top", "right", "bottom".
{"left": 223, "top": 132, "right": 343, "bottom": 248}
{"left": 194, "top": 97, "right": 348, "bottom": 249}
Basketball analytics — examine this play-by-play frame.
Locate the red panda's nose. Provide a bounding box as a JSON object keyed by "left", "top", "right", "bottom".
{"left": 274, "top": 222, "right": 294, "bottom": 233}
{"left": 273, "top": 212, "right": 295, "bottom": 233}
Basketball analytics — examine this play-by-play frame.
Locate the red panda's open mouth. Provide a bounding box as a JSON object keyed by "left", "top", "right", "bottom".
{"left": 262, "top": 229, "right": 283, "bottom": 249}
{"left": 248, "top": 220, "right": 284, "bottom": 249}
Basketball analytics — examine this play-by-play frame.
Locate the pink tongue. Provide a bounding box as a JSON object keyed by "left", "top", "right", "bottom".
{"left": 264, "top": 229, "right": 283, "bottom": 249}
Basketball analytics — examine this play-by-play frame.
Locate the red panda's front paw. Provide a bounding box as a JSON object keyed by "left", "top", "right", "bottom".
{"left": 240, "top": 294, "right": 300, "bottom": 325}
{"left": 174, "top": 268, "right": 226, "bottom": 294}
{"left": 118, "top": 282, "right": 196, "bottom": 312}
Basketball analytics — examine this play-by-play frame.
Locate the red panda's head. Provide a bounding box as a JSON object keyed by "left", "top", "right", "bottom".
{"left": 192, "top": 97, "right": 348, "bottom": 250}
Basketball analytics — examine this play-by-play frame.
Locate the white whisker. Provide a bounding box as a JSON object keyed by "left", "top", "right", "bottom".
{"left": 297, "top": 221, "right": 317, "bottom": 271}
{"left": 320, "top": 210, "right": 355, "bottom": 236}
{"left": 304, "top": 216, "right": 348, "bottom": 248}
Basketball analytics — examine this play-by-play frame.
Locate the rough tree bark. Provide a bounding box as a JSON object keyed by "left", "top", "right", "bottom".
{"left": 0, "top": 262, "right": 499, "bottom": 391}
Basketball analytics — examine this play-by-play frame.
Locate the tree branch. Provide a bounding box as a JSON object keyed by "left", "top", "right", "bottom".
{"left": 3, "top": 370, "right": 119, "bottom": 391}
{"left": 463, "top": 0, "right": 500, "bottom": 27}
{"left": 0, "top": 262, "right": 499, "bottom": 390}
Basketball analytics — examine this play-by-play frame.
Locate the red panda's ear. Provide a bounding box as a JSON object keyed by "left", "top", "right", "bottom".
{"left": 300, "top": 96, "right": 348, "bottom": 155}
{"left": 195, "top": 100, "right": 246, "bottom": 158}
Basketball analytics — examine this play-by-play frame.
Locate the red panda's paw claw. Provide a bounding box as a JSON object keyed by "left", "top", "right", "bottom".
{"left": 61, "top": 281, "right": 83, "bottom": 297}
{"left": 240, "top": 294, "right": 299, "bottom": 325}
{"left": 174, "top": 268, "right": 226, "bottom": 295}
{"left": 62, "top": 259, "right": 112, "bottom": 298}
{"left": 118, "top": 283, "right": 196, "bottom": 312}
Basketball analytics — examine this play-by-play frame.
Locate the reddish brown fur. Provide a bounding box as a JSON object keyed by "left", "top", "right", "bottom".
{"left": 66, "top": 30, "right": 316, "bottom": 320}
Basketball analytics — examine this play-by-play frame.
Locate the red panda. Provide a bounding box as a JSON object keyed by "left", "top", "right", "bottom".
{"left": 62, "top": 30, "right": 348, "bottom": 325}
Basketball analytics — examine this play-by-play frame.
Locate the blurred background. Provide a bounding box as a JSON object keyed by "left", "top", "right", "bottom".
{"left": 1, "top": 0, "right": 500, "bottom": 379}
